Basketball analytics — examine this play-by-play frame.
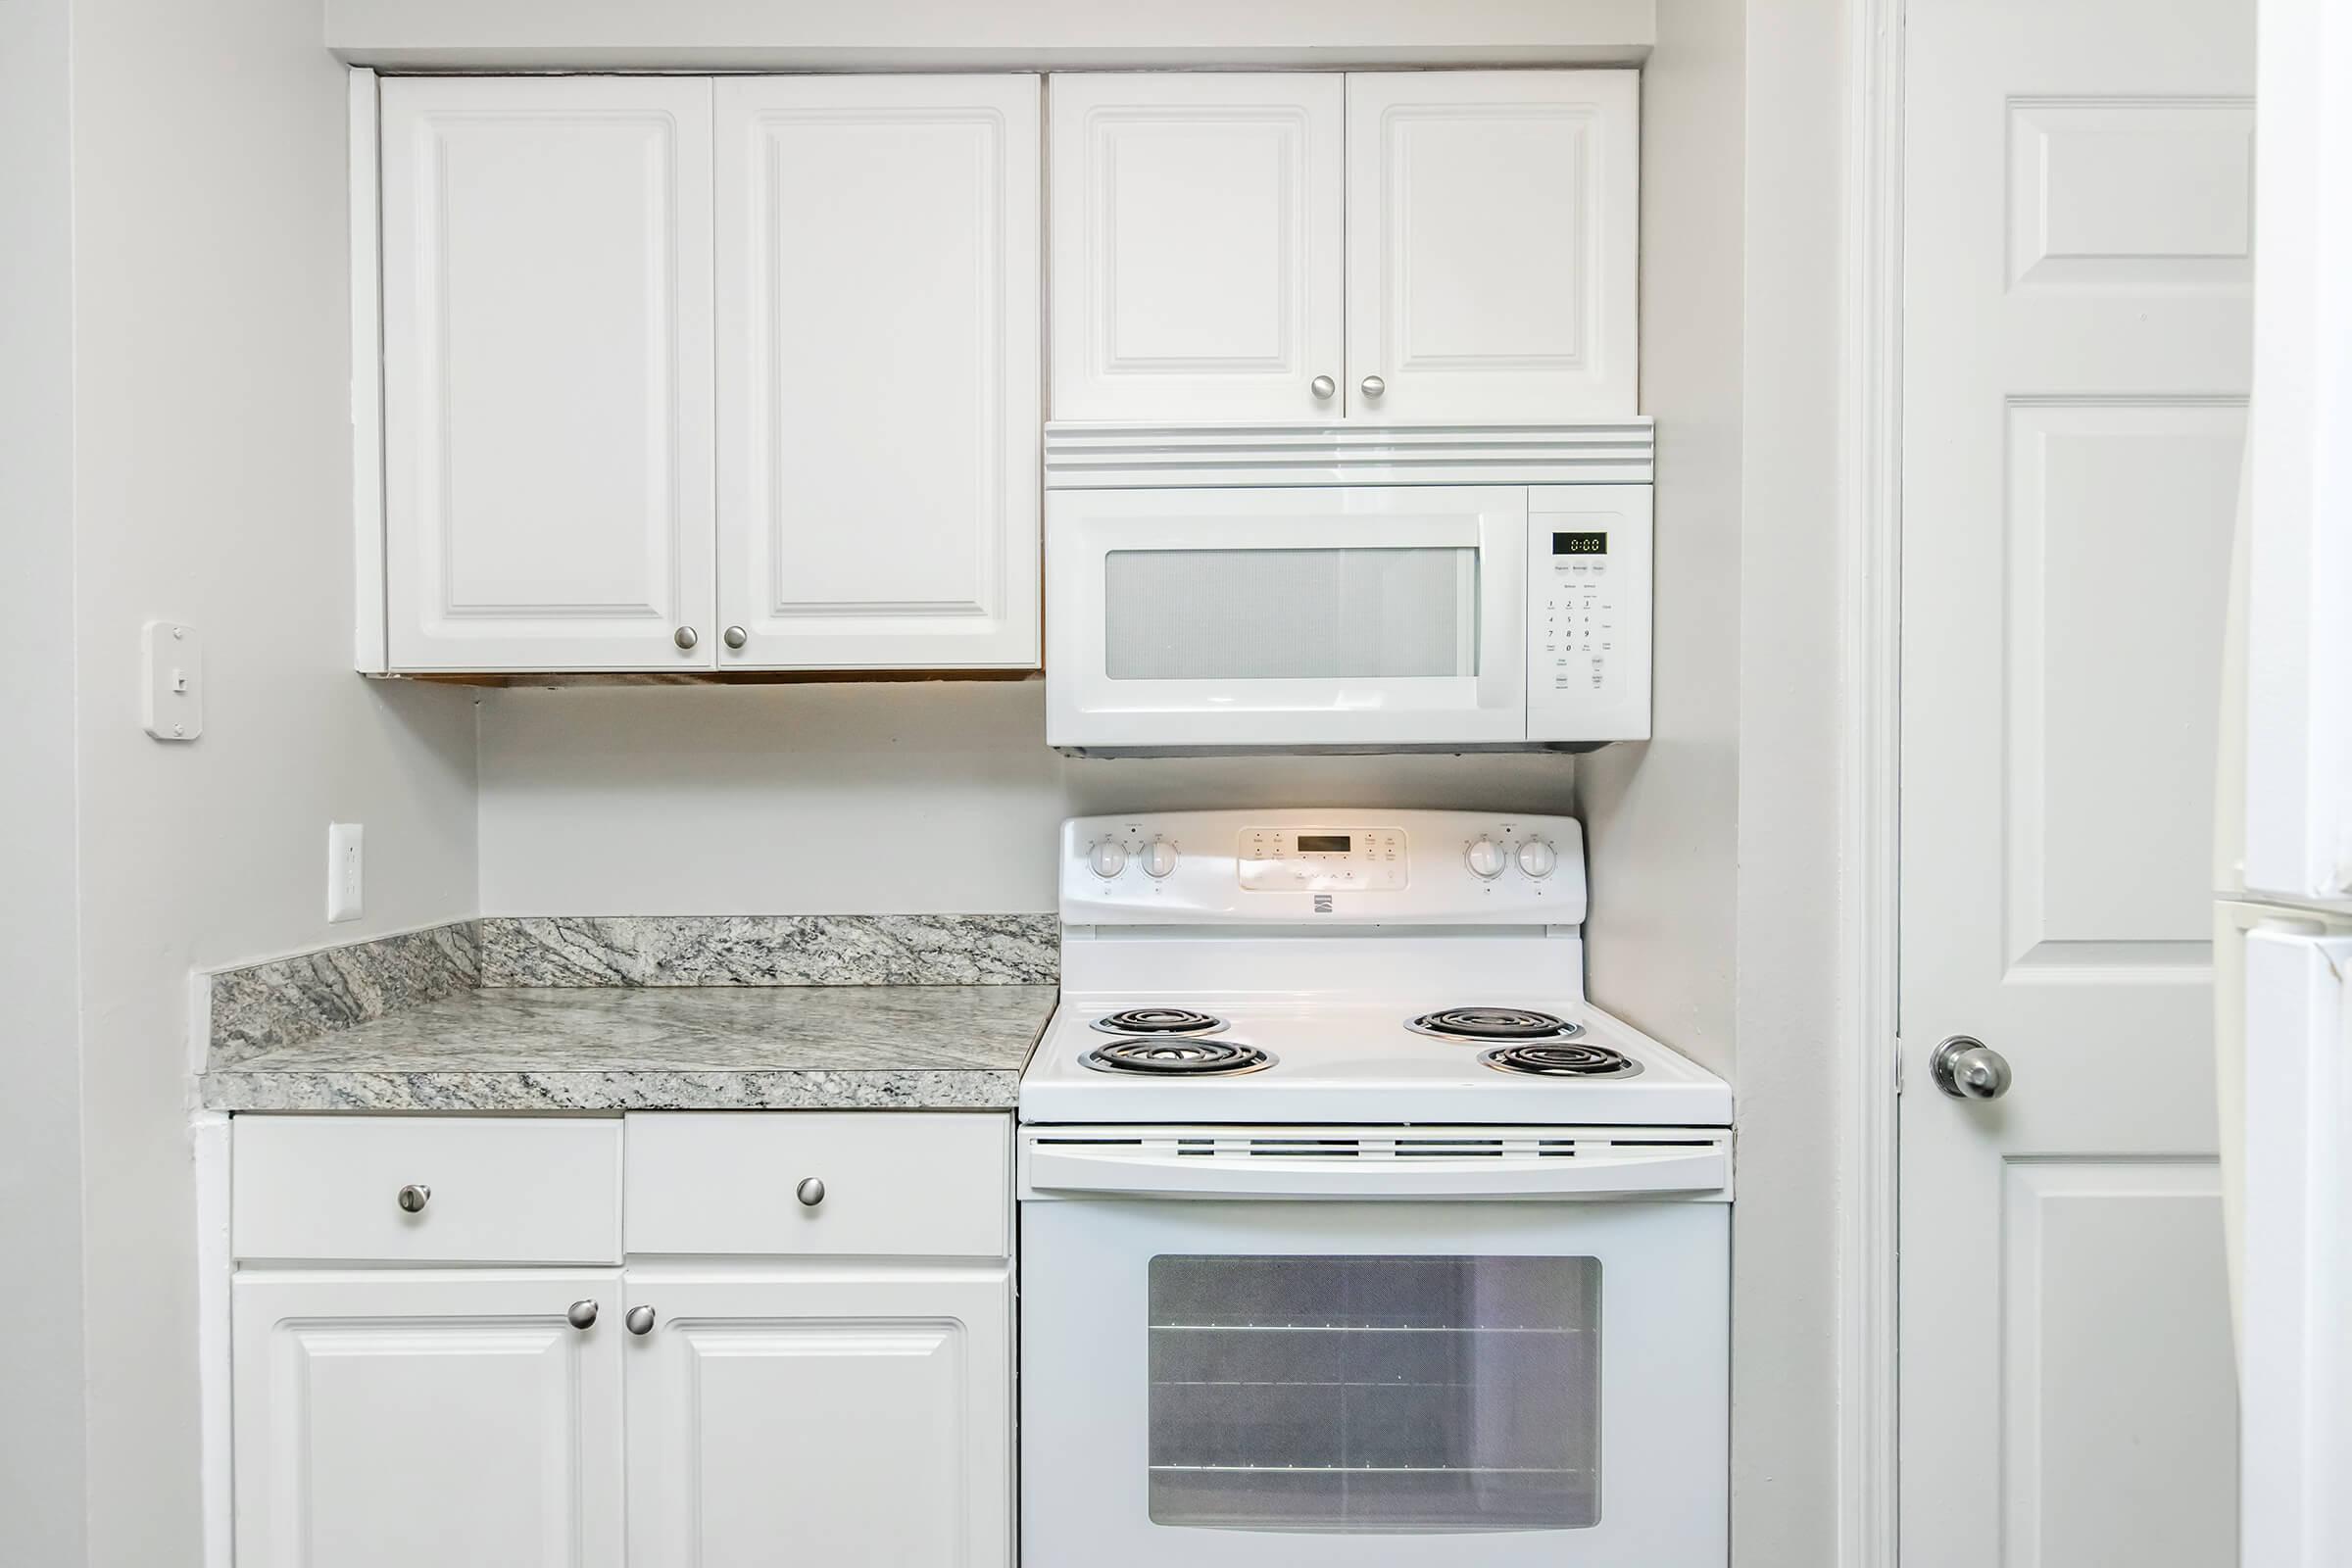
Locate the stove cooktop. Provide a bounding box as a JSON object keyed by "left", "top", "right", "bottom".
{"left": 1019, "top": 997, "right": 1729, "bottom": 1127}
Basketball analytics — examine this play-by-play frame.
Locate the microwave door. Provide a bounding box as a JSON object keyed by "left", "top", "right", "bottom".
{"left": 1046, "top": 486, "right": 1529, "bottom": 751}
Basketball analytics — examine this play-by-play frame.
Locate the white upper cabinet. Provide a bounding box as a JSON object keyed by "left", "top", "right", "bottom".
{"left": 1049, "top": 74, "right": 1346, "bottom": 422}
{"left": 715, "top": 76, "right": 1041, "bottom": 668}
{"left": 1347, "top": 71, "right": 1639, "bottom": 422}
{"left": 379, "top": 76, "right": 716, "bottom": 671}
{"left": 1047, "top": 69, "right": 1639, "bottom": 426}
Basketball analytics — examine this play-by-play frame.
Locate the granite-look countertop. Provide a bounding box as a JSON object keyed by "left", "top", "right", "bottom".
{"left": 199, "top": 984, "right": 1057, "bottom": 1112}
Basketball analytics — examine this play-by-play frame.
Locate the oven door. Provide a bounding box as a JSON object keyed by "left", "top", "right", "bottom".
{"left": 1045, "top": 485, "right": 1529, "bottom": 750}
{"left": 1020, "top": 1189, "right": 1727, "bottom": 1566}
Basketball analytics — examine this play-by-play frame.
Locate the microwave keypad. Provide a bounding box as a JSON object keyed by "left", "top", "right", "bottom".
{"left": 1544, "top": 558, "right": 1614, "bottom": 693}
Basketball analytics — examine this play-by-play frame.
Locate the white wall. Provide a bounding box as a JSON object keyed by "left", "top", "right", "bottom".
{"left": 478, "top": 682, "right": 1578, "bottom": 912}
{"left": 65, "top": 0, "right": 480, "bottom": 1557}
{"left": 1576, "top": 0, "right": 1746, "bottom": 1078}
{"left": 1729, "top": 0, "right": 1845, "bottom": 1561}
{"left": 0, "top": 0, "right": 92, "bottom": 1559}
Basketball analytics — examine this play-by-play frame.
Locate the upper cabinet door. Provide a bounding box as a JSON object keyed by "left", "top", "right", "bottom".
{"left": 715, "top": 76, "right": 1041, "bottom": 668}
{"left": 1049, "top": 74, "right": 1346, "bottom": 422}
{"left": 380, "top": 77, "right": 717, "bottom": 671}
{"left": 1346, "top": 70, "right": 1640, "bottom": 423}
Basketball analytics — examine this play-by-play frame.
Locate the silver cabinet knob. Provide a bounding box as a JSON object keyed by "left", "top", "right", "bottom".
{"left": 565, "top": 1299, "right": 599, "bottom": 1330}
{"left": 1310, "top": 374, "right": 1336, "bottom": 400}
{"left": 396, "top": 1183, "right": 430, "bottom": 1213}
{"left": 625, "top": 1305, "right": 656, "bottom": 1336}
{"left": 1932, "top": 1036, "right": 2013, "bottom": 1101}
{"left": 1359, "top": 374, "right": 1386, "bottom": 398}
{"left": 673, "top": 626, "right": 699, "bottom": 651}
{"left": 722, "top": 625, "right": 748, "bottom": 650}
{"left": 796, "top": 1177, "right": 826, "bottom": 1207}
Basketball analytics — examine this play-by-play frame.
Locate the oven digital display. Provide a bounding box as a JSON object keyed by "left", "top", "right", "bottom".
{"left": 1296, "top": 834, "right": 1351, "bottom": 854}
{"left": 1552, "top": 531, "right": 1608, "bottom": 555}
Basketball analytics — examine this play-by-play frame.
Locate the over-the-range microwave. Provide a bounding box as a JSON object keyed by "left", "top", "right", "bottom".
{"left": 1043, "top": 419, "right": 1654, "bottom": 755}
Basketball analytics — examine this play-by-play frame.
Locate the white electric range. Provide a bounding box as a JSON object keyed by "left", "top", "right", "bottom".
{"left": 1018, "top": 809, "right": 1732, "bottom": 1568}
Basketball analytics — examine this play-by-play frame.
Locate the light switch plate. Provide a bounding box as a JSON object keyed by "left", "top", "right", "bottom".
{"left": 141, "top": 620, "right": 204, "bottom": 741}
{"left": 327, "top": 822, "right": 364, "bottom": 922}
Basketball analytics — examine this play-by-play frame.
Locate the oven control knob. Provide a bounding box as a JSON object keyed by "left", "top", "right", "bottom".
{"left": 1088, "top": 839, "right": 1129, "bottom": 878}
{"left": 1517, "top": 839, "right": 1558, "bottom": 879}
{"left": 1142, "top": 838, "right": 1179, "bottom": 879}
{"left": 1464, "top": 836, "right": 1507, "bottom": 879}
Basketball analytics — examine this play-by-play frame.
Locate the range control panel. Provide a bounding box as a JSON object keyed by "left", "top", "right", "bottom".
{"left": 1239, "top": 825, "right": 1408, "bottom": 891}
{"left": 1062, "top": 809, "right": 1589, "bottom": 926}
{"left": 1529, "top": 485, "right": 1653, "bottom": 743}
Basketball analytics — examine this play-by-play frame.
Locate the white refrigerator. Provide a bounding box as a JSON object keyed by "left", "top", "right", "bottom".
{"left": 2223, "top": 11, "right": 2352, "bottom": 1558}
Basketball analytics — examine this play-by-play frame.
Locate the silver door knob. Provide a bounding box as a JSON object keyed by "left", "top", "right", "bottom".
{"left": 1932, "top": 1036, "right": 2012, "bottom": 1101}
{"left": 796, "top": 1177, "right": 826, "bottom": 1207}
{"left": 673, "top": 626, "right": 699, "bottom": 651}
{"left": 1310, "top": 374, "right": 1336, "bottom": 400}
{"left": 396, "top": 1183, "right": 430, "bottom": 1213}
{"left": 565, "top": 1299, "right": 599, "bottom": 1330}
{"left": 625, "top": 1305, "right": 656, "bottom": 1336}
{"left": 722, "top": 625, "right": 748, "bottom": 650}
{"left": 1359, "top": 374, "right": 1386, "bottom": 398}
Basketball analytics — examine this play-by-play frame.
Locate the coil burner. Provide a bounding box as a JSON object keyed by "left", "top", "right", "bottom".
{"left": 1480, "top": 1043, "right": 1643, "bottom": 1079}
{"left": 1407, "top": 1006, "right": 1584, "bottom": 1043}
{"left": 1080, "top": 1038, "right": 1273, "bottom": 1077}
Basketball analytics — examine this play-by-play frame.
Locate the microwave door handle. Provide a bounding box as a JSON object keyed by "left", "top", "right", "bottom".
{"left": 1023, "top": 1144, "right": 1728, "bottom": 1200}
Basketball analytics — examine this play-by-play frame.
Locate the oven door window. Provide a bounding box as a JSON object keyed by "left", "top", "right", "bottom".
{"left": 1148, "top": 1254, "right": 1600, "bottom": 1533}
{"left": 1103, "top": 547, "right": 1480, "bottom": 681}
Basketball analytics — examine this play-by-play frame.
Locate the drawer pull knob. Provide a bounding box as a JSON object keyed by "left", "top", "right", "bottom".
{"left": 395, "top": 1183, "right": 431, "bottom": 1213}
{"left": 566, "top": 1300, "right": 599, "bottom": 1331}
{"left": 796, "top": 1177, "right": 826, "bottom": 1207}
{"left": 625, "top": 1305, "right": 657, "bottom": 1336}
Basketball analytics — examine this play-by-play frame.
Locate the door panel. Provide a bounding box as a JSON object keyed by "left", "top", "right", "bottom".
{"left": 232, "top": 1270, "right": 624, "bottom": 1568}
{"left": 715, "top": 76, "right": 1040, "bottom": 668}
{"left": 381, "top": 76, "right": 715, "bottom": 671}
{"left": 1345, "top": 72, "right": 1638, "bottom": 423}
{"left": 1049, "top": 74, "right": 1346, "bottom": 422}
{"left": 1899, "top": 0, "right": 2252, "bottom": 1561}
{"left": 626, "top": 1269, "right": 1012, "bottom": 1568}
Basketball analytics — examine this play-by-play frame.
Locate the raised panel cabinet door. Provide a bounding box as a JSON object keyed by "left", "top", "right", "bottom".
{"left": 1346, "top": 71, "right": 1640, "bottom": 423}
{"left": 626, "top": 1269, "right": 1014, "bottom": 1568}
{"left": 715, "top": 76, "right": 1041, "bottom": 669}
{"left": 380, "top": 76, "right": 717, "bottom": 671}
{"left": 1049, "top": 73, "right": 1346, "bottom": 421}
{"left": 232, "top": 1270, "right": 625, "bottom": 1568}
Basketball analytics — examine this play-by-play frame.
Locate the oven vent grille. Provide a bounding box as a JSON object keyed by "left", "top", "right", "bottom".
{"left": 1036, "top": 1131, "right": 1719, "bottom": 1162}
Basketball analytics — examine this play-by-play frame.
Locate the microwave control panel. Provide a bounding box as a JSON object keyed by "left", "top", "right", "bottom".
{"left": 1528, "top": 485, "right": 1653, "bottom": 742}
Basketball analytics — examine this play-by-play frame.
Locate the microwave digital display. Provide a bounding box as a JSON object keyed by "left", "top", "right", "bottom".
{"left": 1552, "top": 531, "right": 1608, "bottom": 555}
{"left": 1296, "top": 834, "right": 1351, "bottom": 854}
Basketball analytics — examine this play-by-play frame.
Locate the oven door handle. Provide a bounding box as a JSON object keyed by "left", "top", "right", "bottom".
{"left": 1022, "top": 1144, "right": 1729, "bottom": 1200}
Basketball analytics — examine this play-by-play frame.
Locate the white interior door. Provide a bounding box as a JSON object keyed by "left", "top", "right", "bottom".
{"left": 714, "top": 75, "right": 1041, "bottom": 669}
{"left": 380, "top": 76, "right": 716, "bottom": 671}
{"left": 625, "top": 1268, "right": 1013, "bottom": 1568}
{"left": 232, "top": 1270, "right": 624, "bottom": 1568}
{"left": 1048, "top": 73, "right": 1346, "bottom": 422}
{"left": 1344, "top": 71, "right": 1638, "bottom": 423}
{"left": 1900, "top": 1, "right": 2253, "bottom": 1563}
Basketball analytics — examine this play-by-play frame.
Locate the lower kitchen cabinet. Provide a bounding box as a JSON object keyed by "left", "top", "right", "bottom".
{"left": 624, "top": 1270, "right": 1013, "bottom": 1566}
{"left": 232, "top": 1270, "right": 628, "bottom": 1568}
{"left": 225, "top": 1112, "right": 1013, "bottom": 1566}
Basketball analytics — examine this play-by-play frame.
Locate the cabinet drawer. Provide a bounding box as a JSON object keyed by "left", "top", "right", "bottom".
{"left": 626, "top": 1113, "right": 1009, "bottom": 1258}
{"left": 233, "top": 1116, "right": 621, "bottom": 1263}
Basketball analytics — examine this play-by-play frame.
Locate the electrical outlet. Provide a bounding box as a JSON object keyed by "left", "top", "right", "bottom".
{"left": 327, "top": 823, "right": 364, "bottom": 922}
